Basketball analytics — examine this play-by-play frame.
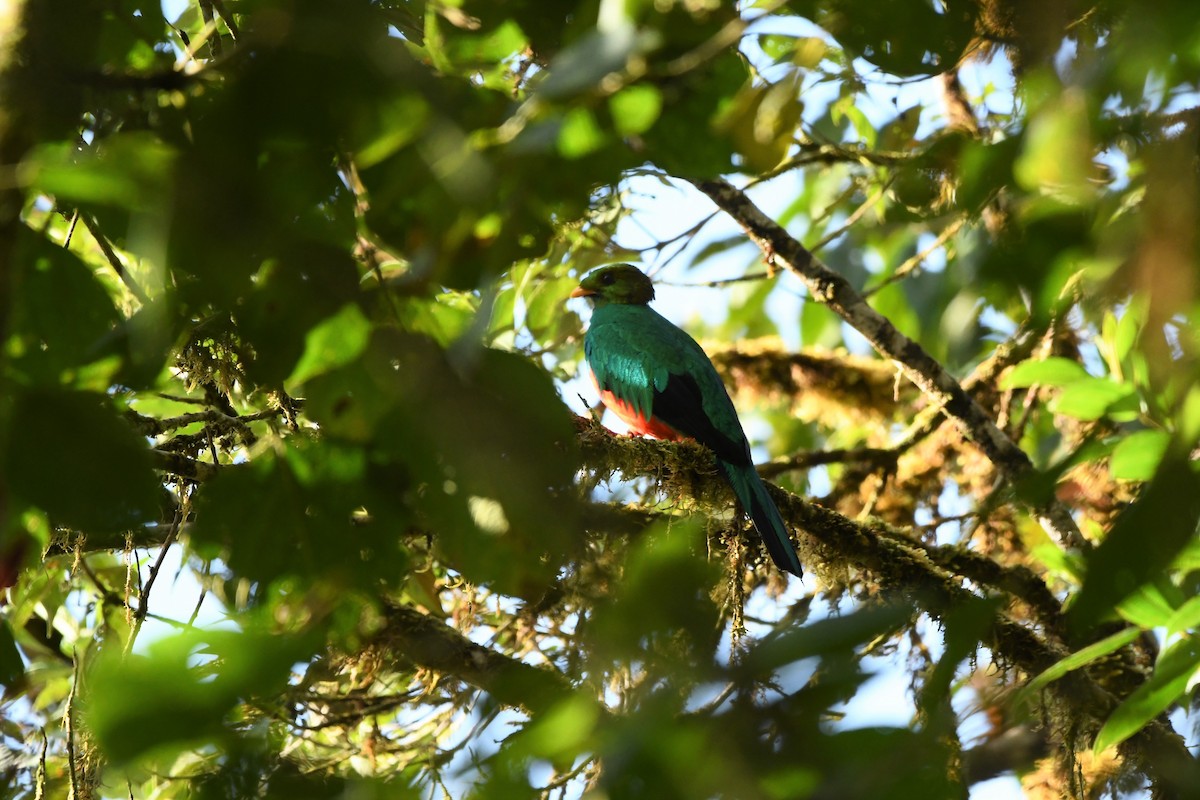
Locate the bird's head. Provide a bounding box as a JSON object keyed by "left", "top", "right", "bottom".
{"left": 569, "top": 264, "right": 655, "bottom": 306}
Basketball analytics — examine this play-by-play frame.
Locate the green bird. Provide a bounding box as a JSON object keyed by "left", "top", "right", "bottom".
{"left": 571, "top": 264, "right": 803, "bottom": 577}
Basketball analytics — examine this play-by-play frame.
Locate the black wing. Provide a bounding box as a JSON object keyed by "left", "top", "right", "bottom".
{"left": 652, "top": 372, "right": 751, "bottom": 467}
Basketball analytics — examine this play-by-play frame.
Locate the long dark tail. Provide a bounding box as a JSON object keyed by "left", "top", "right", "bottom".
{"left": 719, "top": 461, "right": 803, "bottom": 577}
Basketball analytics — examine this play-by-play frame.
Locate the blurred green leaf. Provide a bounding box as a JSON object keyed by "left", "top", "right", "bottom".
{"left": 742, "top": 604, "right": 911, "bottom": 676}
{"left": 4, "top": 388, "right": 162, "bottom": 532}
{"left": 9, "top": 230, "right": 121, "bottom": 384}
{"left": 396, "top": 293, "right": 478, "bottom": 346}
{"left": 526, "top": 274, "right": 578, "bottom": 336}
{"left": 288, "top": 303, "right": 373, "bottom": 387}
{"left": 24, "top": 133, "right": 175, "bottom": 211}
{"left": 1110, "top": 429, "right": 1171, "bottom": 481}
{"left": 800, "top": 303, "right": 841, "bottom": 348}
{"left": 1014, "top": 89, "right": 1095, "bottom": 204}
{"left": 590, "top": 519, "right": 719, "bottom": 664}
{"left": 1093, "top": 637, "right": 1200, "bottom": 754}
{"left": 641, "top": 50, "right": 743, "bottom": 176}
{"left": 1116, "top": 582, "right": 1179, "bottom": 629}
{"left": 715, "top": 74, "right": 803, "bottom": 172}
{"left": 1069, "top": 456, "right": 1200, "bottom": 632}
{"left": 1114, "top": 300, "right": 1145, "bottom": 364}
{"left": 516, "top": 694, "right": 601, "bottom": 764}
{"left": 307, "top": 332, "right": 580, "bottom": 597}
{"left": 1001, "top": 357, "right": 1090, "bottom": 389}
{"left": 558, "top": 108, "right": 607, "bottom": 159}
{"left": 535, "top": 25, "right": 639, "bottom": 101}
{"left": 791, "top": 36, "right": 829, "bottom": 69}
{"left": 87, "top": 626, "right": 314, "bottom": 764}
{"left": 813, "top": 0, "right": 973, "bottom": 75}
{"left": 0, "top": 621, "right": 23, "bottom": 689}
{"left": 610, "top": 84, "right": 663, "bottom": 136}
{"left": 191, "top": 439, "right": 411, "bottom": 587}
{"left": 1014, "top": 626, "right": 1142, "bottom": 709}
{"left": 1166, "top": 594, "right": 1200, "bottom": 636}
{"left": 870, "top": 282, "right": 922, "bottom": 341}
{"left": 1050, "top": 377, "right": 1137, "bottom": 421}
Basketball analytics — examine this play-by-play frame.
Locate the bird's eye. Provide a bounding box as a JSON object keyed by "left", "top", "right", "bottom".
{"left": 600, "top": 272, "right": 615, "bottom": 285}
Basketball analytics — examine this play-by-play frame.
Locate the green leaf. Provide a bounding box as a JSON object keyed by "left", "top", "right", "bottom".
{"left": 1110, "top": 429, "right": 1171, "bottom": 481}
{"left": 238, "top": 246, "right": 362, "bottom": 385}
{"left": 1020, "top": 512, "right": 1086, "bottom": 580}
{"left": 589, "top": 519, "right": 719, "bottom": 663}
{"left": 558, "top": 108, "right": 607, "bottom": 158}
{"left": 191, "top": 439, "right": 411, "bottom": 587}
{"left": 800, "top": 303, "right": 841, "bottom": 349}
{"left": 742, "top": 604, "right": 912, "bottom": 676}
{"left": 395, "top": 293, "right": 477, "bottom": 346}
{"left": 441, "top": 19, "right": 527, "bottom": 69}
{"left": 870, "top": 281, "right": 922, "bottom": 341}
{"left": 610, "top": 84, "right": 663, "bottom": 136}
{"left": 1068, "top": 457, "right": 1200, "bottom": 632}
{"left": 525, "top": 274, "right": 578, "bottom": 335}
{"left": 9, "top": 230, "right": 122, "bottom": 384}
{"left": 1165, "top": 594, "right": 1200, "bottom": 636}
{"left": 1114, "top": 300, "right": 1144, "bottom": 363}
{"left": 288, "top": 303, "right": 373, "bottom": 386}
{"left": 4, "top": 388, "right": 163, "bottom": 532}
{"left": 715, "top": 75, "right": 803, "bottom": 172}
{"left": 87, "top": 626, "right": 314, "bottom": 764}
{"left": 307, "top": 333, "right": 581, "bottom": 598}
{"left": 791, "top": 36, "right": 828, "bottom": 69}
{"left": 24, "top": 132, "right": 175, "bottom": 210}
{"left": 354, "top": 94, "right": 430, "bottom": 168}
{"left": 831, "top": 94, "right": 877, "bottom": 148}
{"left": 1014, "top": 626, "right": 1142, "bottom": 708}
{"left": 1093, "top": 637, "right": 1200, "bottom": 754}
{"left": 1000, "top": 357, "right": 1090, "bottom": 389}
{"left": 1014, "top": 90, "right": 1095, "bottom": 204}
{"left": 1050, "top": 377, "right": 1137, "bottom": 421}
{"left": 0, "top": 621, "right": 24, "bottom": 688}
{"left": 762, "top": 768, "right": 821, "bottom": 800}
{"left": 1116, "top": 582, "right": 1178, "bottom": 628}
{"left": 517, "top": 694, "right": 601, "bottom": 762}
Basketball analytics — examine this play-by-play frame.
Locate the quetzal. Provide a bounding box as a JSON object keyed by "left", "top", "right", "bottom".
{"left": 570, "top": 264, "right": 803, "bottom": 577}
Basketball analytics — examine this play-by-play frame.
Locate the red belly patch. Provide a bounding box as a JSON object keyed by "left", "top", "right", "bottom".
{"left": 587, "top": 372, "right": 682, "bottom": 441}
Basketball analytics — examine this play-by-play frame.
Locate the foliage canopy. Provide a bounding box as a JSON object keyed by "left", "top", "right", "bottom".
{"left": 1, "top": 0, "right": 1200, "bottom": 798}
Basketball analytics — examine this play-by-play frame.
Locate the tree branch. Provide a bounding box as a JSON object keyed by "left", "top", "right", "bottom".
{"left": 150, "top": 449, "right": 220, "bottom": 482}
{"left": 371, "top": 602, "right": 600, "bottom": 719}
{"left": 708, "top": 341, "right": 910, "bottom": 420}
{"left": 689, "top": 178, "right": 1086, "bottom": 551}
{"left": 574, "top": 414, "right": 1197, "bottom": 794}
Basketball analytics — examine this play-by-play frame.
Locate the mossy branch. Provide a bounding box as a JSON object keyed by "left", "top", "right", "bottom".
{"left": 690, "top": 177, "right": 1086, "bottom": 552}
{"left": 370, "top": 602, "right": 602, "bottom": 719}
{"left": 573, "top": 414, "right": 1196, "bottom": 794}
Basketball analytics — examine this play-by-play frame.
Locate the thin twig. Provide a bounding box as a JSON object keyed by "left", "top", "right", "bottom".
{"left": 63, "top": 210, "right": 79, "bottom": 249}
{"left": 80, "top": 214, "right": 151, "bottom": 305}
{"left": 186, "top": 561, "right": 212, "bottom": 628}
{"left": 807, "top": 179, "right": 892, "bottom": 254}
{"left": 660, "top": 0, "right": 791, "bottom": 77}
{"left": 864, "top": 216, "right": 967, "bottom": 298}
{"left": 65, "top": 655, "right": 81, "bottom": 800}
{"left": 150, "top": 449, "right": 220, "bottom": 481}
{"left": 34, "top": 729, "right": 48, "bottom": 800}
{"left": 127, "top": 496, "right": 186, "bottom": 652}
{"left": 758, "top": 446, "right": 897, "bottom": 479}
